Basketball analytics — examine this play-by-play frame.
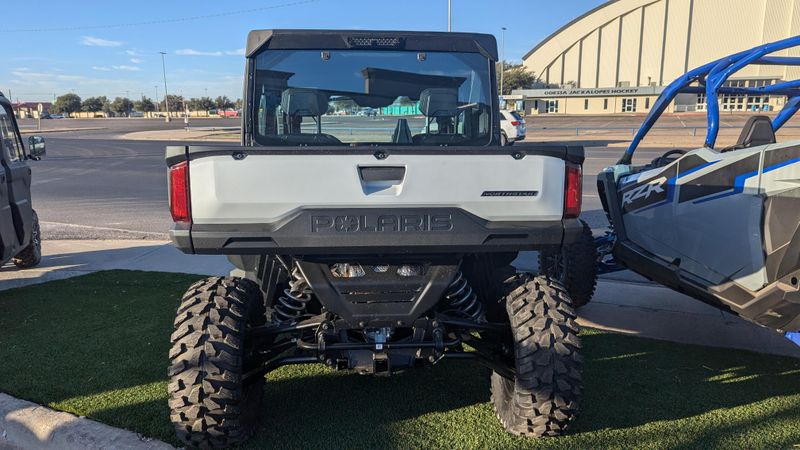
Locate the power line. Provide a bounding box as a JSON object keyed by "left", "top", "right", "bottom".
{"left": 0, "top": 0, "right": 320, "bottom": 33}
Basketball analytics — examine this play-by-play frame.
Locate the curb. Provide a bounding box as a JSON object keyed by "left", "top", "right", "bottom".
{"left": 19, "top": 127, "right": 106, "bottom": 135}
{"left": 0, "top": 393, "right": 174, "bottom": 450}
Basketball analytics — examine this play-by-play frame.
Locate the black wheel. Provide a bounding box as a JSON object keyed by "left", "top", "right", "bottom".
{"left": 168, "top": 277, "right": 265, "bottom": 449}
{"left": 500, "top": 132, "right": 509, "bottom": 146}
{"left": 538, "top": 220, "right": 598, "bottom": 307}
{"left": 491, "top": 274, "right": 582, "bottom": 438}
{"left": 13, "top": 210, "right": 41, "bottom": 268}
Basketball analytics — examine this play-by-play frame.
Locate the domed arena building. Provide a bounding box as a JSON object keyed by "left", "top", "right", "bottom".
{"left": 511, "top": 0, "right": 800, "bottom": 115}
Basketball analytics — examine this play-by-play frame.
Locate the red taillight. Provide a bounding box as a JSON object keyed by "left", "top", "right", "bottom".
{"left": 510, "top": 121, "right": 521, "bottom": 126}
{"left": 169, "top": 161, "right": 191, "bottom": 223}
{"left": 564, "top": 163, "right": 582, "bottom": 219}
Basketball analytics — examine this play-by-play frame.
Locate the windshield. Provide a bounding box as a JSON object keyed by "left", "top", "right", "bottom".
{"left": 252, "top": 49, "right": 493, "bottom": 146}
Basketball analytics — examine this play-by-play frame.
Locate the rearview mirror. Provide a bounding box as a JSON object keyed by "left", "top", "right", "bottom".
{"left": 28, "top": 136, "right": 46, "bottom": 160}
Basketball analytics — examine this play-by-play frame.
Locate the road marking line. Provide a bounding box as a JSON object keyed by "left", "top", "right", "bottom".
{"left": 31, "top": 178, "right": 64, "bottom": 186}
{"left": 40, "top": 221, "right": 167, "bottom": 236}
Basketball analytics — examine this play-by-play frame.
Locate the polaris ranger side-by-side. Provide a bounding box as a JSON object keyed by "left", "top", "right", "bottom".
{"left": 165, "top": 30, "right": 595, "bottom": 448}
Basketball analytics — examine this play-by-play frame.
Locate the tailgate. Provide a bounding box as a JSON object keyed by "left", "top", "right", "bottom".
{"left": 166, "top": 145, "right": 584, "bottom": 254}
{"left": 190, "top": 154, "right": 565, "bottom": 224}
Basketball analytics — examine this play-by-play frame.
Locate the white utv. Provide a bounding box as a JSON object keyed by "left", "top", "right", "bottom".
{"left": 165, "top": 29, "right": 594, "bottom": 448}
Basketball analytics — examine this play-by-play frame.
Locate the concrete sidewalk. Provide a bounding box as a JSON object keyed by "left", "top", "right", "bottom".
{"left": 0, "top": 240, "right": 232, "bottom": 292}
{"left": 2, "top": 240, "right": 798, "bottom": 358}
{"left": 0, "top": 393, "right": 173, "bottom": 450}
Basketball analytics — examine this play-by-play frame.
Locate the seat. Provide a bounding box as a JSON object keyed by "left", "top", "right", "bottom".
{"left": 418, "top": 88, "right": 458, "bottom": 119}
{"left": 280, "top": 88, "right": 341, "bottom": 144}
{"left": 412, "top": 88, "right": 460, "bottom": 145}
{"left": 735, "top": 115, "right": 776, "bottom": 149}
{"left": 281, "top": 88, "right": 330, "bottom": 119}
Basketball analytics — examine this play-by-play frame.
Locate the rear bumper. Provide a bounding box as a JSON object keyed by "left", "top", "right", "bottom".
{"left": 171, "top": 208, "right": 582, "bottom": 255}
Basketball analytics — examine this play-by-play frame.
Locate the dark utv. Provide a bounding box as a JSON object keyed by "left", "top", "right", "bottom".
{"left": 165, "top": 30, "right": 596, "bottom": 448}
{"left": 0, "top": 92, "right": 45, "bottom": 269}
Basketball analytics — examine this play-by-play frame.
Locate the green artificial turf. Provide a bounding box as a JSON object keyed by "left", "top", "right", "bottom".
{"left": 1, "top": 270, "right": 800, "bottom": 449}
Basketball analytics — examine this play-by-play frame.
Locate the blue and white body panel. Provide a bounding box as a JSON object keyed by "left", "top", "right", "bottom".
{"left": 602, "top": 141, "right": 800, "bottom": 331}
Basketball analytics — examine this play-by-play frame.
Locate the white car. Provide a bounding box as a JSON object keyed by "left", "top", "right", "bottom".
{"left": 500, "top": 110, "right": 526, "bottom": 146}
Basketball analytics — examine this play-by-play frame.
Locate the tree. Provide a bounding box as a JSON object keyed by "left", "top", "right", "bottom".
{"left": 134, "top": 97, "right": 156, "bottom": 113}
{"left": 395, "top": 96, "right": 417, "bottom": 106}
{"left": 214, "top": 95, "right": 234, "bottom": 110}
{"left": 81, "top": 97, "right": 105, "bottom": 113}
{"left": 496, "top": 61, "right": 538, "bottom": 95}
{"left": 52, "top": 93, "right": 82, "bottom": 115}
{"left": 160, "top": 95, "right": 185, "bottom": 112}
{"left": 234, "top": 98, "right": 243, "bottom": 110}
{"left": 329, "top": 97, "right": 357, "bottom": 113}
{"left": 187, "top": 98, "right": 202, "bottom": 112}
{"left": 187, "top": 96, "right": 214, "bottom": 112}
{"left": 111, "top": 97, "right": 134, "bottom": 116}
{"left": 99, "top": 96, "right": 112, "bottom": 115}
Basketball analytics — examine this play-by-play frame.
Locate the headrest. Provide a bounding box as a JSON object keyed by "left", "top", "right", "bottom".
{"left": 281, "top": 88, "right": 329, "bottom": 116}
{"left": 419, "top": 88, "right": 458, "bottom": 117}
{"left": 736, "top": 115, "right": 776, "bottom": 148}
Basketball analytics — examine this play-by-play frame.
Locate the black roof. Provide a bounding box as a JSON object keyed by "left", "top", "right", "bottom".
{"left": 246, "top": 29, "right": 498, "bottom": 60}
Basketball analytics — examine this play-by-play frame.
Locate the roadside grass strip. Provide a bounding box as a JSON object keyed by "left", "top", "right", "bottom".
{"left": 1, "top": 270, "right": 800, "bottom": 449}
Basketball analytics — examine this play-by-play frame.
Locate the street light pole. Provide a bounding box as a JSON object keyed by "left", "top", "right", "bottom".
{"left": 500, "top": 27, "right": 507, "bottom": 98}
{"left": 447, "top": 0, "right": 452, "bottom": 32}
{"left": 159, "top": 52, "right": 171, "bottom": 123}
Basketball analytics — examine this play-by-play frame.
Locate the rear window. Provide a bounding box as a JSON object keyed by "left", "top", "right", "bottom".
{"left": 251, "top": 49, "right": 493, "bottom": 146}
{"left": 509, "top": 111, "right": 523, "bottom": 121}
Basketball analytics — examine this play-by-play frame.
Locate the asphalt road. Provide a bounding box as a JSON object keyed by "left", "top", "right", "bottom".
{"left": 17, "top": 117, "right": 239, "bottom": 139}
{"left": 33, "top": 138, "right": 188, "bottom": 239}
{"left": 29, "top": 114, "right": 755, "bottom": 239}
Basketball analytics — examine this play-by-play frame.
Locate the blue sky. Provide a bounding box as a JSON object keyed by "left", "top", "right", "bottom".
{"left": 1, "top": 0, "right": 605, "bottom": 103}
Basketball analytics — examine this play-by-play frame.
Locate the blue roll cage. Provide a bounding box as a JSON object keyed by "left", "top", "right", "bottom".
{"left": 621, "top": 35, "right": 800, "bottom": 165}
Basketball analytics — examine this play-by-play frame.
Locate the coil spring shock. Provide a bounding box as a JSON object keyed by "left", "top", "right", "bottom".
{"left": 444, "top": 272, "right": 484, "bottom": 321}
{"left": 274, "top": 266, "right": 312, "bottom": 323}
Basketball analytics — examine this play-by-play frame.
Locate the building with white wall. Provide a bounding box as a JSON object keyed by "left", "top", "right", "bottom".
{"left": 515, "top": 0, "right": 800, "bottom": 115}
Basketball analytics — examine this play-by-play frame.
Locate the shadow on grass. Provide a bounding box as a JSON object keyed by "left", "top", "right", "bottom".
{"left": 233, "top": 332, "right": 800, "bottom": 449}
{"left": 2, "top": 271, "right": 800, "bottom": 449}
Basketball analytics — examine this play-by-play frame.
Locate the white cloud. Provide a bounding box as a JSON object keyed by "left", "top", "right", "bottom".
{"left": 112, "top": 65, "right": 141, "bottom": 71}
{"left": 175, "top": 49, "right": 223, "bottom": 57}
{"left": 80, "top": 36, "right": 124, "bottom": 47}
{"left": 92, "top": 66, "right": 111, "bottom": 71}
{"left": 129, "top": 58, "right": 144, "bottom": 64}
{"left": 12, "top": 68, "right": 84, "bottom": 81}
{"left": 175, "top": 48, "right": 245, "bottom": 57}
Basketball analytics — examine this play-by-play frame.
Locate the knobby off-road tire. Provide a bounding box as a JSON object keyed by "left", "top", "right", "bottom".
{"left": 169, "top": 277, "right": 265, "bottom": 449}
{"left": 12, "top": 210, "right": 41, "bottom": 268}
{"left": 491, "top": 274, "right": 583, "bottom": 438}
{"left": 538, "top": 220, "right": 598, "bottom": 307}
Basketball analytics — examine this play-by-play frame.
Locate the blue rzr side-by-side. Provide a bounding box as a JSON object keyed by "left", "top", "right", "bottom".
{"left": 599, "top": 35, "right": 800, "bottom": 338}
